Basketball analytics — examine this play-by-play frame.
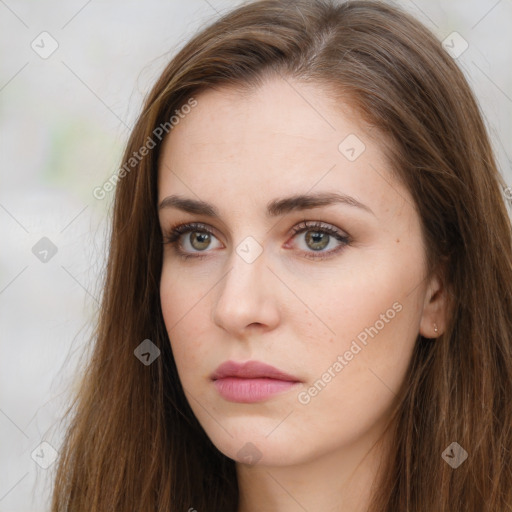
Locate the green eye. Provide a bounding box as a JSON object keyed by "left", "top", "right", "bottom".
{"left": 162, "top": 220, "right": 350, "bottom": 261}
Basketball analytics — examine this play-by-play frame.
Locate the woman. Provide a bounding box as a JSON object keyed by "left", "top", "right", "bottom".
{"left": 51, "top": 0, "right": 512, "bottom": 510}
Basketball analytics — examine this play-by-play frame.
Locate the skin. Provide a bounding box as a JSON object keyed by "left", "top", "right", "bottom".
{"left": 157, "top": 76, "right": 448, "bottom": 512}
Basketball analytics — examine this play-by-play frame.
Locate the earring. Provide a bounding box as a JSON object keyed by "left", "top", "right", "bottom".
{"left": 434, "top": 323, "right": 438, "bottom": 334}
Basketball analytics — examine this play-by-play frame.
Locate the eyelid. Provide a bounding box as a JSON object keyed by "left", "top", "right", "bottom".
{"left": 288, "top": 219, "right": 349, "bottom": 238}
{"left": 162, "top": 220, "right": 349, "bottom": 240}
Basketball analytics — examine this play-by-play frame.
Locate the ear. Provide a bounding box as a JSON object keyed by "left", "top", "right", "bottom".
{"left": 418, "top": 263, "right": 450, "bottom": 339}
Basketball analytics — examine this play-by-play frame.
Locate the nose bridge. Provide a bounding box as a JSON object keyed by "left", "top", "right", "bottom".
{"left": 221, "top": 241, "right": 267, "bottom": 302}
{"left": 213, "top": 239, "right": 279, "bottom": 331}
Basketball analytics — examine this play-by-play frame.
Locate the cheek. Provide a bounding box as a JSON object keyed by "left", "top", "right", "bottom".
{"left": 291, "top": 247, "right": 423, "bottom": 422}
{"left": 159, "top": 266, "right": 212, "bottom": 380}
{"left": 290, "top": 244, "right": 421, "bottom": 345}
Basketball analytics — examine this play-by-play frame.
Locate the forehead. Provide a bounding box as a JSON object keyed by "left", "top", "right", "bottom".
{"left": 157, "top": 77, "right": 407, "bottom": 220}
{"left": 159, "top": 77, "right": 365, "bottom": 169}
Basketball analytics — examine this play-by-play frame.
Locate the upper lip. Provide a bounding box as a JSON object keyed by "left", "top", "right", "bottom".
{"left": 211, "top": 360, "right": 301, "bottom": 382}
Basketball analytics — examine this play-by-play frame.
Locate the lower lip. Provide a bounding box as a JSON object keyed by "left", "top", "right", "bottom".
{"left": 213, "top": 377, "right": 299, "bottom": 403}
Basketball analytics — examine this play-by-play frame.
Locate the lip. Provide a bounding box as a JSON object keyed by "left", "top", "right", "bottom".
{"left": 211, "top": 360, "right": 301, "bottom": 403}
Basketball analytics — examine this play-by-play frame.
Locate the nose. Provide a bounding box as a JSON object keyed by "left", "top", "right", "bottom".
{"left": 212, "top": 247, "right": 281, "bottom": 336}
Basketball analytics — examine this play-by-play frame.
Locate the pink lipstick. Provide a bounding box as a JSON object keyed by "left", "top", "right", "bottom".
{"left": 211, "top": 360, "right": 301, "bottom": 403}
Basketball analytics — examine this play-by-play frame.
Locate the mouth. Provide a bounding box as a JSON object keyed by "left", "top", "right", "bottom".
{"left": 210, "top": 360, "right": 302, "bottom": 403}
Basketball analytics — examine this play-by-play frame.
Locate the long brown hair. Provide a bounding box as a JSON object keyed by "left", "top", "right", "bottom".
{"left": 51, "top": 1, "right": 512, "bottom": 510}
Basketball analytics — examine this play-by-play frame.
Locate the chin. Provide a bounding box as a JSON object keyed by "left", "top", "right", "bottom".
{"left": 202, "top": 423, "right": 310, "bottom": 467}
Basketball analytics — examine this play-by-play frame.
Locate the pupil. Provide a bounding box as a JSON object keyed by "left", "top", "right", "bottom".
{"left": 191, "top": 232, "right": 210, "bottom": 250}
{"left": 306, "top": 231, "right": 328, "bottom": 251}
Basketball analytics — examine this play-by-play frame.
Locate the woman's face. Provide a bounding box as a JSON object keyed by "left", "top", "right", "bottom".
{"left": 157, "top": 76, "right": 441, "bottom": 467}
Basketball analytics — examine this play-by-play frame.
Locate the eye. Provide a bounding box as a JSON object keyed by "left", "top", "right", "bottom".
{"left": 162, "top": 220, "right": 350, "bottom": 261}
{"left": 286, "top": 220, "right": 350, "bottom": 260}
{"left": 161, "top": 222, "right": 222, "bottom": 260}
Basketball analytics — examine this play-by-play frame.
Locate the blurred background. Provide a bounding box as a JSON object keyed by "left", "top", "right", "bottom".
{"left": 1, "top": 0, "right": 511, "bottom": 510}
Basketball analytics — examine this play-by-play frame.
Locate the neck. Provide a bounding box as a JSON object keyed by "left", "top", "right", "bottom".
{"left": 236, "top": 419, "right": 393, "bottom": 512}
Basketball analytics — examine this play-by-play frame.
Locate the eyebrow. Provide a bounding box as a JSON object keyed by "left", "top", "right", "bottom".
{"left": 158, "top": 192, "right": 375, "bottom": 218}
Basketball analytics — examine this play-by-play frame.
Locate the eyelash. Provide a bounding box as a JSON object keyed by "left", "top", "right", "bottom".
{"left": 161, "top": 220, "right": 350, "bottom": 261}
